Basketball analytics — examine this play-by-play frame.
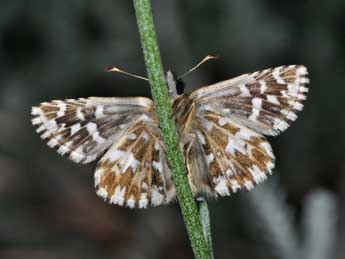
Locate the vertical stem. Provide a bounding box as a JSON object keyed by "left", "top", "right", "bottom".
{"left": 132, "top": 0, "right": 211, "bottom": 258}
{"left": 198, "top": 199, "right": 214, "bottom": 259}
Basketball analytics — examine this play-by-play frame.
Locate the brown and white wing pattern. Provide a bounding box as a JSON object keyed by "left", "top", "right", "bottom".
{"left": 182, "top": 110, "right": 274, "bottom": 197}
{"left": 32, "top": 96, "right": 176, "bottom": 208}
{"left": 31, "top": 97, "right": 154, "bottom": 164}
{"left": 31, "top": 64, "right": 310, "bottom": 206}
{"left": 190, "top": 65, "right": 309, "bottom": 136}
{"left": 177, "top": 65, "right": 309, "bottom": 196}
{"left": 95, "top": 121, "right": 175, "bottom": 208}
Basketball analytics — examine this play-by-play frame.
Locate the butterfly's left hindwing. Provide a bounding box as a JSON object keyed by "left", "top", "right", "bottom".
{"left": 95, "top": 121, "right": 176, "bottom": 208}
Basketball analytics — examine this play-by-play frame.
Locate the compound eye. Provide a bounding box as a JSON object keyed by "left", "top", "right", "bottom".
{"left": 176, "top": 80, "right": 185, "bottom": 95}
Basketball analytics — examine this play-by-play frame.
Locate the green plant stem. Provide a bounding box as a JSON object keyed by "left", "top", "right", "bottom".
{"left": 198, "top": 199, "right": 214, "bottom": 259}
{"left": 132, "top": 0, "right": 211, "bottom": 258}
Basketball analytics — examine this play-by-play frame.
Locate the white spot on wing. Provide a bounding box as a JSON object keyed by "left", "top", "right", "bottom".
{"left": 76, "top": 107, "right": 85, "bottom": 121}
{"left": 202, "top": 119, "right": 213, "bottom": 131}
{"left": 121, "top": 152, "right": 140, "bottom": 173}
{"left": 272, "top": 68, "right": 285, "bottom": 84}
{"left": 47, "top": 138, "right": 59, "bottom": 148}
{"left": 86, "top": 122, "right": 97, "bottom": 133}
{"left": 250, "top": 165, "right": 267, "bottom": 184}
{"left": 225, "top": 137, "right": 246, "bottom": 156}
{"left": 31, "top": 117, "right": 41, "bottom": 125}
{"left": 267, "top": 95, "right": 280, "bottom": 105}
{"left": 206, "top": 153, "right": 214, "bottom": 165}
{"left": 239, "top": 84, "right": 250, "bottom": 97}
{"left": 249, "top": 108, "right": 260, "bottom": 121}
{"left": 108, "top": 149, "right": 125, "bottom": 162}
{"left": 252, "top": 97, "right": 262, "bottom": 109}
{"left": 151, "top": 188, "right": 164, "bottom": 206}
{"left": 273, "top": 118, "right": 290, "bottom": 131}
{"left": 259, "top": 80, "right": 267, "bottom": 94}
{"left": 259, "top": 141, "right": 274, "bottom": 159}
{"left": 196, "top": 131, "right": 206, "bottom": 145}
{"left": 138, "top": 114, "right": 151, "bottom": 122}
{"left": 95, "top": 105, "right": 104, "bottom": 118}
{"left": 300, "top": 77, "right": 310, "bottom": 84}
{"left": 128, "top": 133, "right": 136, "bottom": 140}
{"left": 154, "top": 141, "right": 160, "bottom": 151}
{"left": 92, "top": 131, "right": 106, "bottom": 144}
{"left": 153, "top": 160, "right": 163, "bottom": 173}
{"left": 57, "top": 102, "right": 67, "bottom": 117}
{"left": 94, "top": 168, "right": 104, "bottom": 186}
{"left": 70, "top": 147, "right": 85, "bottom": 163}
{"left": 218, "top": 117, "right": 228, "bottom": 126}
{"left": 70, "top": 123, "right": 81, "bottom": 135}
{"left": 40, "top": 131, "right": 50, "bottom": 139}
{"left": 230, "top": 179, "right": 241, "bottom": 193}
{"left": 96, "top": 187, "right": 108, "bottom": 200}
{"left": 127, "top": 196, "right": 136, "bottom": 208}
{"left": 142, "top": 131, "right": 149, "bottom": 141}
{"left": 44, "top": 120, "right": 58, "bottom": 131}
{"left": 36, "top": 126, "right": 45, "bottom": 133}
{"left": 293, "top": 102, "right": 304, "bottom": 111}
{"left": 244, "top": 179, "right": 255, "bottom": 190}
{"left": 235, "top": 127, "right": 255, "bottom": 140}
{"left": 139, "top": 193, "right": 148, "bottom": 208}
{"left": 57, "top": 144, "right": 70, "bottom": 156}
{"left": 300, "top": 86, "right": 309, "bottom": 92}
{"left": 31, "top": 107, "right": 41, "bottom": 115}
{"left": 110, "top": 186, "right": 126, "bottom": 205}
{"left": 297, "top": 66, "right": 307, "bottom": 75}
{"left": 214, "top": 177, "right": 229, "bottom": 195}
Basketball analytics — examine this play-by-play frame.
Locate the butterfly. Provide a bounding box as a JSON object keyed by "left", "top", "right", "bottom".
{"left": 31, "top": 59, "right": 309, "bottom": 208}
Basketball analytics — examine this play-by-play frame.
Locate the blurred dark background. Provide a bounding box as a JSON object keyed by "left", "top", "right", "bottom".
{"left": 0, "top": 1, "right": 344, "bottom": 258}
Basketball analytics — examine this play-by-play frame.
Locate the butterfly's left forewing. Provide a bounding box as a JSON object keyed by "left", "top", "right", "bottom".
{"left": 31, "top": 97, "right": 154, "bottom": 164}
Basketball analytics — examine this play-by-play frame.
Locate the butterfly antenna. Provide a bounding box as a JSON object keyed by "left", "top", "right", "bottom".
{"left": 105, "top": 66, "right": 149, "bottom": 82}
{"left": 177, "top": 54, "right": 219, "bottom": 80}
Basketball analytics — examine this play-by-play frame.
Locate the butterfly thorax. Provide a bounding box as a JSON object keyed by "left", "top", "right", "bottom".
{"left": 172, "top": 95, "right": 196, "bottom": 136}
{"left": 166, "top": 70, "right": 194, "bottom": 135}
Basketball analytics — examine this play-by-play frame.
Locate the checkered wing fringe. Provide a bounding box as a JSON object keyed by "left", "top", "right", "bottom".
{"left": 190, "top": 65, "right": 309, "bottom": 136}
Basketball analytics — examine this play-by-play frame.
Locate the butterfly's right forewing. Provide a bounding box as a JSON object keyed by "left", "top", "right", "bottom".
{"left": 190, "top": 65, "right": 309, "bottom": 136}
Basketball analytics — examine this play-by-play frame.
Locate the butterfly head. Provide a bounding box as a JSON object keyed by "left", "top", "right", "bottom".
{"left": 166, "top": 70, "right": 185, "bottom": 99}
